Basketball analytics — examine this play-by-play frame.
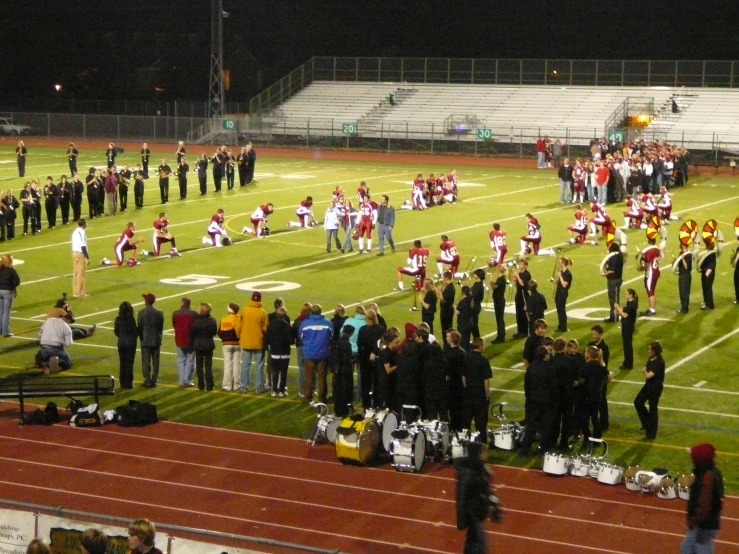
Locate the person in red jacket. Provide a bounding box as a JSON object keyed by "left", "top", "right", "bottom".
{"left": 172, "top": 297, "right": 198, "bottom": 387}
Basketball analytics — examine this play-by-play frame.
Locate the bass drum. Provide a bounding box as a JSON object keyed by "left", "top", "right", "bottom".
{"left": 389, "top": 428, "right": 427, "bottom": 473}
{"left": 335, "top": 416, "right": 381, "bottom": 466}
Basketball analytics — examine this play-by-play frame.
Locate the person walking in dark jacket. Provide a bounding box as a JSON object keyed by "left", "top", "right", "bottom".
{"left": 114, "top": 301, "right": 138, "bottom": 389}
{"left": 519, "top": 347, "right": 558, "bottom": 455}
{"left": 456, "top": 441, "right": 493, "bottom": 554}
{"left": 191, "top": 303, "right": 218, "bottom": 391}
{"left": 681, "top": 443, "right": 724, "bottom": 554}
{"left": 462, "top": 338, "right": 493, "bottom": 444}
{"left": 137, "top": 293, "right": 164, "bottom": 388}
{"left": 634, "top": 340, "right": 665, "bottom": 441}
{"left": 334, "top": 325, "right": 355, "bottom": 417}
{"left": 265, "top": 307, "right": 293, "bottom": 397}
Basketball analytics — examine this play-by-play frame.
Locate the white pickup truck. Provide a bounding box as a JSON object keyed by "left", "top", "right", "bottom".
{"left": 0, "top": 118, "right": 32, "bottom": 135}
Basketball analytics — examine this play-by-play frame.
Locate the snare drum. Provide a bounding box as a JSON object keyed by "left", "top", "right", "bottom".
{"left": 657, "top": 476, "right": 677, "bottom": 499}
{"left": 677, "top": 474, "right": 694, "bottom": 501}
{"left": 543, "top": 452, "right": 570, "bottom": 475}
{"left": 492, "top": 426, "right": 517, "bottom": 451}
{"left": 597, "top": 463, "right": 624, "bottom": 485}
{"left": 569, "top": 455, "right": 591, "bottom": 477}
{"left": 624, "top": 466, "right": 644, "bottom": 491}
{"left": 419, "top": 420, "right": 451, "bottom": 460}
{"left": 335, "top": 416, "right": 381, "bottom": 465}
{"left": 450, "top": 429, "right": 480, "bottom": 462}
{"left": 635, "top": 470, "right": 662, "bottom": 493}
{"left": 317, "top": 415, "right": 342, "bottom": 445}
{"left": 389, "top": 427, "right": 427, "bottom": 473}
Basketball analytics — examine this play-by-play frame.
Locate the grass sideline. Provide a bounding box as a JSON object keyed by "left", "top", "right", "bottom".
{"left": 1, "top": 145, "right": 738, "bottom": 492}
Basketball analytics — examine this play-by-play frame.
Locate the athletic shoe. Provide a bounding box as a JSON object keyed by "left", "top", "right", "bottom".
{"left": 271, "top": 392, "right": 277, "bottom": 397}
{"left": 278, "top": 392, "right": 287, "bottom": 398}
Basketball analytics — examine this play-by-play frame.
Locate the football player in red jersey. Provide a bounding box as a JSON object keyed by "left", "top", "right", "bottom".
{"left": 332, "top": 186, "right": 345, "bottom": 206}
{"left": 488, "top": 223, "right": 508, "bottom": 267}
{"left": 446, "top": 169, "right": 459, "bottom": 203}
{"left": 412, "top": 173, "right": 426, "bottom": 210}
{"left": 567, "top": 204, "right": 590, "bottom": 245}
{"left": 426, "top": 173, "right": 438, "bottom": 206}
{"left": 622, "top": 194, "right": 643, "bottom": 229}
{"left": 288, "top": 196, "right": 315, "bottom": 228}
{"left": 656, "top": 186, "right": 674, "bottom": 222}
{"left": 572, "top": 158, "right": 587, "bottom": 204}
{"left": 396, "top": 240, "right": 429, "bottom": 291}
{"left": 520, "top": 213, "right": 542, "bottom": 255}
{"left": 149, "top": 212, "right": 178, "bottom": 256}
{"left": 435, "top": 234, "right": 463, "bottom": 278}
{"left": 640, "top": 190, "right": 658, "bottom": 227}
{"left": 242, "top": 203, "right": 274, "bottom": 238}
{"left": 356, "top": 194, "right": 377, "bottom": 253}
{"left": 588, "top": 201, "right": 611, "bottom": 237}
{"left": 114, "top": 222, "right": 145, "bottom": 266}
{"left": 639, "top": 237, "right": 662, "bottom": 316}
{"left": 204, "top": 208, "right": 230, "bottom": 247}
{"left": 357, "top": 181, "right": 370, "bottom": 203}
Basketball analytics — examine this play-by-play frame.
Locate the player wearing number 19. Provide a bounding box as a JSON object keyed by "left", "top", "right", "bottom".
{"left": 396, "top": 240, "right": 429, "bottom": 291}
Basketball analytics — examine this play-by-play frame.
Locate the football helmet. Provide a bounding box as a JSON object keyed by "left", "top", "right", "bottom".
{"left": 127, "top": 258, "right": 139, "bottom": 267}
{"left": 222, "top": 237, "right": 232, "bottom": 246}
{"left": 262, "top": 227, "right": 270, "bottom": 236}
{"left": 308, "top": 220, "right": 318, "bottom": 228}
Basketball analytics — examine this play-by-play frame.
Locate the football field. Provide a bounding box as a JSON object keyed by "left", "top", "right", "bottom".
{"left": 1, "top": 144, "right": 738, "bottom": 491}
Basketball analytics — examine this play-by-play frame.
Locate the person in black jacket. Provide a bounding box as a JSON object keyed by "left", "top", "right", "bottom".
{"left": 462, "top": 338, "right": 492, "bottom": 444}
{"left": 455, "top": 286, "right": 474, "bottom": 353}
{"left": 512, "top": 258, "right": 531, "bottom": 339}
{"left": 554, "top": 257, "right": 572, "bottom": 332}
{"left": 330, "top": 304, "right": 347, "bottom": 343}
{"left": 266, "top": 307, "right": 293, "bottom": 397}
{"left": 601, "top": 243, "right": 624, "bottom": 323}
{"left": 526, "top": 280, "right": 547, "bottom": 335}
{"left": 114, "top": 301, "right": 138, "bottom": 389}
{"left": 467, "top": 269, "right": 486, "bottom": 339}
{"left": 196, "top": 153, "right": 208, "bottom": 196}
{"left": 614, "top": 288, "right": 638, "bottom": 369}
{"left": 418, "top": 278, "right": 438, "bottom": 334}
{"left": 436, "top": 272, "right": 455, "bottom": 336}
{"left": 567, "top": 339, "right": 586, "bottom": 440}
{"left": 423, "top": 342, "right": 448, "bottom": 421}
{"left": 456, "top": 441, "right": 493, "bottom": 554}
{"left": 444, "top": 329, "right": 466, "bottom": 432}
{"left": 675, "top": 242, "right": 693, "bottom": 313}
{"left": 579, "top": 346, "right": 609, "bottom": 442}
{"left": 71, "top": 173, "right": 84, "bottom": 221}
{"left": 245, "top": 143, "right": 257, "bottom": 184}
{"left": 396, "top": 326, "right": 420, "bottom": 418}
{"left": 558, "top": 158, "right": 574, "bottom": 203}
{"left": 549, "top": 338, "right": 578, "bottom": 450}
{"left": 519, "top": 346, "right": 558, "bottom": 455}
{"left": 522, "top": 318, "right": 547, "bottom": 368}
{"left": 633, "top": 340, "right": 665, "bottom": 441}
{"left": 681, "top": 443, "right": 724, "bottom": 553}
{"left": 377, "top": 330, "right": 401, "bottom": 411}
{"left": 588, "top": 324, "right": 611, "bottom": 430}
{"left": 489, "top": 265, "right": 507, "bottom": 344}
{"left": 333, "top": 325, "right": 355, "bottom": 417}
{"left": 699, "top": 242, "right": 717, "bottom": 310}
{"left": 191, "top": 303, "right": 218, "bottom": 391}
{"left": 357, "top": 309, "right": 385, "bottom": 409}
{"left": 137, "top": 293, "right": 164, "bottom": 388}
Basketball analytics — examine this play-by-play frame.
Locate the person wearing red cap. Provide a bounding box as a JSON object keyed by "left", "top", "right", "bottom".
{"left": 137, "top": 293, "right": 163, "bottom": 388}
{"left": 681, "top": 443, "right": 724, "bottom": 554}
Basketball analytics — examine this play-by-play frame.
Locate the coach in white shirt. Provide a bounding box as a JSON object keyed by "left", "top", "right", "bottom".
{"left": 71, "top": 219, "right": 90, "bottom": 298}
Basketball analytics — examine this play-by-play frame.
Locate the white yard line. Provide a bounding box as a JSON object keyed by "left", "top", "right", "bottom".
{"left": 665, "top": 327, "right": 739, "bottom": 373}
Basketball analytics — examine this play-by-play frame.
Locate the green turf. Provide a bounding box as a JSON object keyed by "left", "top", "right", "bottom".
{"left": 1, "top": 145, "right": 738, "bottom": 491}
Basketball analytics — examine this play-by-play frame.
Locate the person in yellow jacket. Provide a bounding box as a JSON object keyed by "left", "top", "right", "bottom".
{"left": 239, "top": 291, "right": 268, "bottom": 393}
{"left": 218, "top": 303, "right": 241, "bottom": 391}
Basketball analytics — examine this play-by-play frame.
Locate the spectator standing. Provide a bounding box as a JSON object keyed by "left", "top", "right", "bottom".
{"left": 266, "top": 306, "right": 293, "bottom": 397}
{"left": 0, "top": 254, "right": 21, "bottom": 337}
{"left": 218, "top": 303, "right": 241, "bottom": 391}
{"left": 356, "top": 308, "right": 385, "bottom": 409}
{"left": 377, "top": 194, "right": 396, "bottom": 255}
{"left": 324, "top": 200, "right": 341, "bottom": 252}
{"left": 239, "top": 291, "right": 268, "bottom": 394}
{"left": 114, "top": 301, "right": 138, "bottom": 389}
{"left": 536, "top": 136, "right": 546, "bottom": 168}
{"left": 292, "top": 303, "right": 312, "bottom": 397}
{"left": 137, "top": 293, "right": 164, "bottom": 388}
{"left": 342, "top": 305, "right": 367, "bottom": 398}
{"left": 300, "top": 304, "right": 334, "bottom": 404}
{"left": 330, "top": 304, "right": 347, "bottom": 342}
{"left": 334, "top": 325, "right": 355, "bottom": 416}
{"left": 633, "top": 341, "right": 665, "bottom": 441}
{"left": 191, "top": 302, "right": 218, "bottom": 391}
{"left": 71, "top": 219, "right": 90, "bottom": 298}
{"left": 595, "top": 160, "right": 610, "bottom": 205}
{"left": 681, "top": 443, "right": 724, "bottom": 554}
{"left": 172, "top": 297, "right": 197, "bottom": 387}
{"left": 368, "top": 302, "right": 387, "bottom": 330}
{"left": 558, "top": 157, "right": 574, "bottom": 203}
{"left": 552, "top": 139, "right": 564, "bottom": 168}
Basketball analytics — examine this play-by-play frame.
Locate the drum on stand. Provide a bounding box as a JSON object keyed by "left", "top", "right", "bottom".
{"left": 335, "top": 415, "right": 381, "bottom": 465}
{"left": 389, "top": 427, "right": 427, "bottom": 473}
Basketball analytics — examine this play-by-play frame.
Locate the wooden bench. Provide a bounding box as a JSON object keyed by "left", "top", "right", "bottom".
{"left": 0, "top": 375, "right": 116, "bottom": 424}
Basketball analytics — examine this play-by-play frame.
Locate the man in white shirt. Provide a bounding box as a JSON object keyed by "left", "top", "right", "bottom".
{"left": 71, "top": 219, "right": 90, "bottom": 298}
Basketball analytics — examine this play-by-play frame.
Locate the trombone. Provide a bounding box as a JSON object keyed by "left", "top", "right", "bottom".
{"left": 505, "top": 256, "right": 521, "bottom": 305}
{"left": 548, "top": 249, "right": 564, "bottom": 284}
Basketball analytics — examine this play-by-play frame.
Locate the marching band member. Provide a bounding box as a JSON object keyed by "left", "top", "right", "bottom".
{"left": 105, "top": 142, "right": 117, "bottom": 168}
{"left": 355, "top": 194, "right": 377, "bottom": 254}
{"left": 71, "top": 172, "right": 84, "bottom": 221}
{"left": 488, "top": 223, "right": 508, "bottom": 267}
{"left": 67, "top": 143, "right": 79, "bottom": 175}
{"left": 86, "top": 170, "right": 100, "bottom": 220}
{"left": 175, "top": 141, "right": 186, "bottom": 164}
{"left": 196, "top": 153, "right": 208, "bottom": 196}
{"left": 357, "top": 181, "right": 370, "bottom": 204}
{"left": 572, "top": 158, "right": 586, "bottom": 204}
{"left": 698, "top": 242, "right": 717, "bottom": 310}
{"left": 211, "top": 148, "right": 224, "bottom": 192}
{"left": 673, "top": 241, "right": 693, "bottom": 313}
{"left": 588, "top": 201, "right": 611, "bottom": 238}
{"left": 613, "top": 288, "right": 638, "bottom": 369}
{"left": 520, "top": 213, "right": 541, "bottom": 255}
{"left": 140, "top": 143, "right": 151, "bottom": 175}
{"left": 567, "top": 203, "right": 589, "bottom": 245}
{"left": 59, "top": 175, "right": 72, "bottom": 225}
{"left": 656, "top": 186, "right": 674, "bottom": 222}
{"left": 244, "top": 142, "right": 257, "bottom": 184}
{"left": 435, "top": 234, "right": 463, "bottom": 279}
{"left": 133, "top": 164, "right": 147, "bottom": 209}
{"left": 601, "top": 243, "right": 624, "bottom": 323}
{"left": 177, "top": 156, "right": 189, "bottom": 200}
{"left": 640, "top": 237, "right": 662, "bottom": 316}
{"left": 16, "top": 141, "right": 27, "bottom": 177}
{"left": 118, "top": 165, "right": 131, "bottom": 212}
{"left": 150, "top": 213, "right": 178, "bottom": 256}
{"left": 204, "top": 209, "right": 229, "bottom": 247}
{"left": 225, "top": 148, "right": 236, "bottom": 191}
{"left": 20, "top": 182, "right": 34, "bottom": 235}
{"left": 288, "top": 196, "right": 315, "bottom": 228}
{"left": 242, "top": 203, "right": 274, "bottom": 238}
{"left": 554, "top": 257, "right": 573, "bottom": 332}
{"left": 157, "top": 158, "right": 171, "bottom": 205}
{"left": 237, "top": 146, "right": 248, "bottom": 187}
{"left": 113, "top": 222, "right": 145, "bottom": 266}
{"left": 511, "top": 258, "right": 532, "bottom": 339}
{"left": 622, "top": 193, "right": 643, "bottom": 229}
{"left": 412, "top": 173, "right": 426, "bottom": 210}
{"left": 489, "top": 264, "right": 507, "bottom": 343}
{"left": 396, "top": 239, "right": 429, "bottom": 291}
{"left": 2, "top": 190, "right": 18, "bottom": 240}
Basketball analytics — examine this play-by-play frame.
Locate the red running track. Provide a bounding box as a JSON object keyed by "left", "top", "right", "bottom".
{"left": 0, "top": 411, "right": 737, "bottom": 554}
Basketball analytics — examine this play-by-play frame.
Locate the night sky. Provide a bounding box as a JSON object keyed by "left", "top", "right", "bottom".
{"left": 1, "top": 0, "right": 738, "bottom": 102}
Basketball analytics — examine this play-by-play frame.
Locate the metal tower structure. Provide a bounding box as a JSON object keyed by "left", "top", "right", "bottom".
{"left": 208, "top": 0, "right": 225, "bottom": 119}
